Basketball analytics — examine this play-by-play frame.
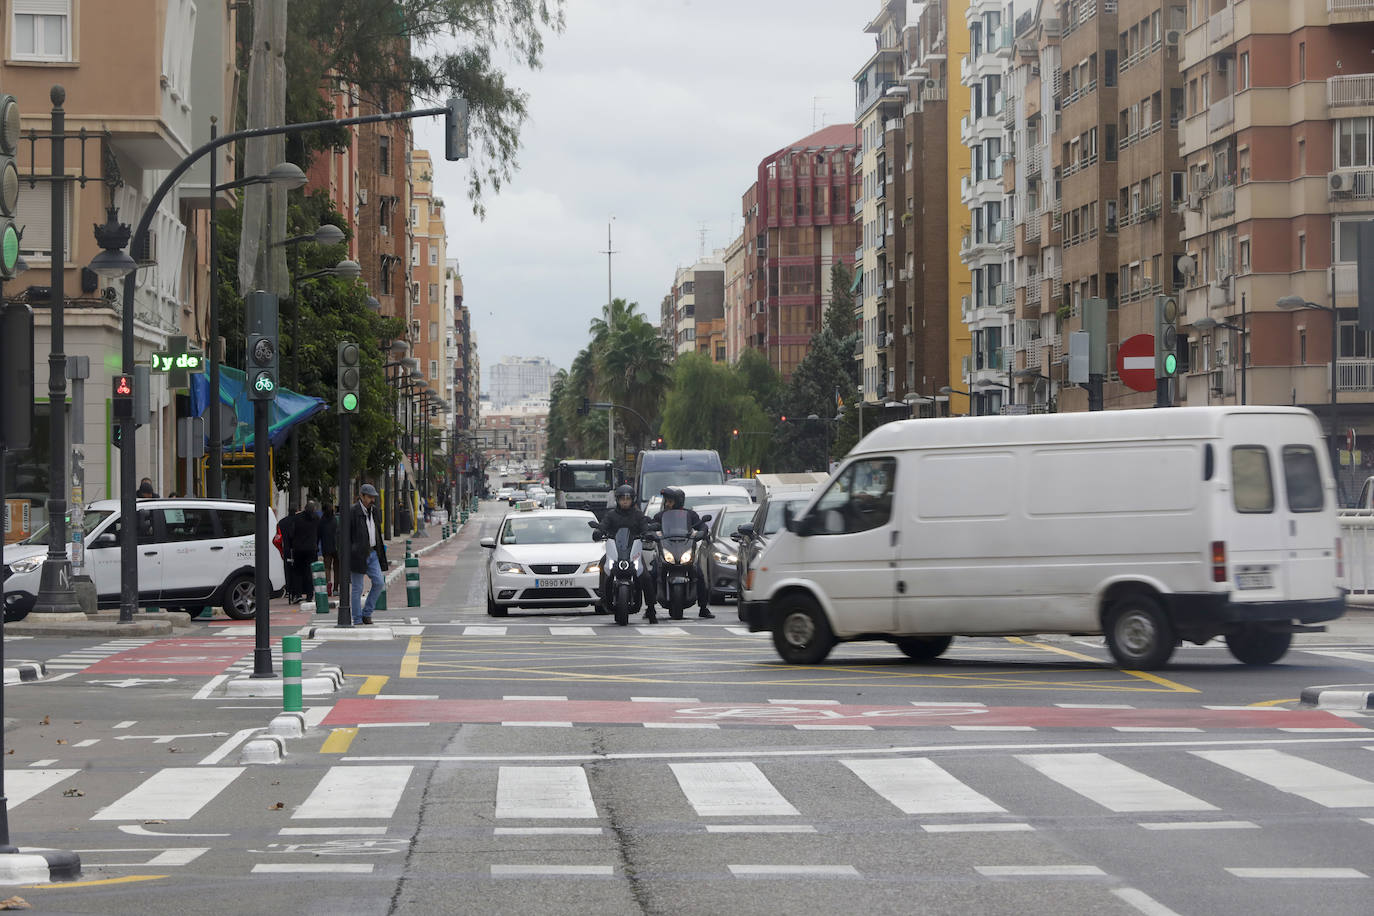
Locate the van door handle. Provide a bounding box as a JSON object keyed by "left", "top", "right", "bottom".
{"left": 143, "top": 551, "right": 157, "bottom": 556}
{"left": 890, "top": 530, "right": 899, "bottom": 547}
{"left": 210, "top": 545, "right": 224, "bottom": 551}
{"left": 1290, "top": 520, "right": 1297, "bottom": 536}
{"left": 896, "top": 580, "right": 907, "bottom": 593}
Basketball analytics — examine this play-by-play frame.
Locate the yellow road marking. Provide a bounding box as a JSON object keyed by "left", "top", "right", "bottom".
{"left": 1250, "top": 698, "right": 1299, "bottom": 707}
{"left": 399, "top": 635, "right": 422, "bottom": 677}
{"left": 1009, "top": 637, "right": 1198, "bottom": 693}
{"left": 24, "top": 875, "right": 168, "bottom": 888}
{"left": 321, "top": 727, "right": 359, "bottom": 753}
{"left": 358, "top": 675, "right": 389, "bottom": 695}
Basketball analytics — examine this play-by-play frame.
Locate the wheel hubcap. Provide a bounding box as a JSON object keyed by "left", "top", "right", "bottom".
{"left": 782, "top": 612, "right": 814, "bottom": 647}
{"left": 1118, "top": 611, "right": 1154, "bottom": 655}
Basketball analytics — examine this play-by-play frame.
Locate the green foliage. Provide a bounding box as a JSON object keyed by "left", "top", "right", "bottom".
{"left": 772, "top": 329, "right": 857, "bottom": 472}
{"left": 826, "top": 262, "right": 857, "bottom": 340}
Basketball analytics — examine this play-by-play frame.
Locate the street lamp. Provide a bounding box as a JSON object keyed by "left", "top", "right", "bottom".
{"left": 1192, "top": 316, "right": 1246, "bottom": 405}
{"left": 1277, "top": 294, "right": 1340, "bottom": 488}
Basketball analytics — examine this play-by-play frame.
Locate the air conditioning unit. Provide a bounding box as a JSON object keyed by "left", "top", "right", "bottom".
{"left": 1165, "top": 29, "right": 1181, "bottom": 48}
{"left": 924, "top": 78, "right": 939, "bottom": 90}
{"left": 902, "top": 324, "right": 912, "bottom": 336}
{"left": 1187, "top": 193, "right": 1202, "bottom": 212}
{"left": 1330, "top": 171, "right": 1353, "bottom": 193}
{"left": 358, "top": 188, "right": 369, "bottom": 204}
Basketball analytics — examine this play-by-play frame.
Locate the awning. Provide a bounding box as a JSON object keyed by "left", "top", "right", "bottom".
{"left": 849, "top": 265, "right": 863, "bottom": 294}
{"left": 189, "top": 365, "right": 328, "bottom": 452}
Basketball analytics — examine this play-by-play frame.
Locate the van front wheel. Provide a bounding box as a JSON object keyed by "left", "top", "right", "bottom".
{"left": 1104, "top": 595, "right": 1175, "bottom": 669}
{"left": 772, "top": 597, "right": 834, "bottom": 664}
{"left": 1224, "top": 626, "right": 1292, "bottom": 665}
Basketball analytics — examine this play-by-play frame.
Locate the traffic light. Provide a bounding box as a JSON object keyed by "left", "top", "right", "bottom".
{"left": 244, "top": 291, "right": 279, "bottom": 400}
{"left": 732, "top": 428, "right": 739, "bottom": 439}
{"left": 1154, "top": 295, "right": 1180, "bottom": 378}
{"left": 1, "top": 303, "right": 33, "bottom": 447}
{"left": 337, "top": 341, "right": 361, "bottom": 413}
{"left": 577, "top": 397, "right": 590, "bottom": 416}
{"left": 444, "top": 97, "right": 469, "bottom": 161}
{"left": 112, "top": 373, "right": 134, "bottom": 419}
{"left": 779, "top": 415, "right": 788, "bottom": 423}
{"left": 0, "top": 95, "right": 19, "bottom": 280}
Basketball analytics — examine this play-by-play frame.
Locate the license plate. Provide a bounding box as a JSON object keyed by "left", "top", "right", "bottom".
{"left": 1235, "top": 567, "right": 1274, "bottom": 590}
{"left": 535, "top": 577, "right": 573, "bottom": 588}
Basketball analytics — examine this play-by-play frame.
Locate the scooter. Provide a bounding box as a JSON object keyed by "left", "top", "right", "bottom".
{"left": 649, "top": 509, "right": 711, "bottom": 620}
{"left": 593, "top": 522, "right": 645, "bottom": 627}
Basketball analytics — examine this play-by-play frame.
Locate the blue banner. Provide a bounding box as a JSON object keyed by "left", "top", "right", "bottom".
{"left": 189, "top": 364, "right": 328, "bottom": 452}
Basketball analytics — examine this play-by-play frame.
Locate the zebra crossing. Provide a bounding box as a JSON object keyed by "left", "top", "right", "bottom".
{"left": 41, "top": 638, "right": 157, "bottom": 671}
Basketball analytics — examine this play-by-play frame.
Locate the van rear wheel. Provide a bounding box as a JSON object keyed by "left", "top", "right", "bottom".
{"left": 1104, "top": 594, "right": 1175, "bottom": 669}
{"left": 895, "top": 636, "right": 953, "bottom": 661}
{"left": 771, "top": 596, "right": 834, "bottom": 664}
{"left": 1224, "top": 626, "right": 1292, "bottom": 666}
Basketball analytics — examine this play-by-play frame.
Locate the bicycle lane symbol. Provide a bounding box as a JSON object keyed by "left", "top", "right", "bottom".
{"left": 668, "top": 705, "right": 990, "bottom": 723}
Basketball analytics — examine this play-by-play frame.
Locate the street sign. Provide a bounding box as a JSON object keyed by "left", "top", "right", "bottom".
{"left": 1118, "top": 333, "right": 1157, "bottom": 392}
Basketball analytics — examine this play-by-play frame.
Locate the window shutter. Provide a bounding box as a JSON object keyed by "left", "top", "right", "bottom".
{"left": 14, "top": 0, "right": 70, "bottom": 14}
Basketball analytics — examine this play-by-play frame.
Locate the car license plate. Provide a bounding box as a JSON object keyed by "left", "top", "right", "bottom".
{"left": 535, "top": 577, "right": 573, "bottom": 588}
{"left": 1235, "top": 566, "right": 1274, "bottom": 590}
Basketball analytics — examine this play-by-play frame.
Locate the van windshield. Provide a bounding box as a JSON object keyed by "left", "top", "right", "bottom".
{"left": 642, "top": 470, "right": 723, "bottom": 498}
{"left": 20, "top": 509, "right": 114, "bottom": 546}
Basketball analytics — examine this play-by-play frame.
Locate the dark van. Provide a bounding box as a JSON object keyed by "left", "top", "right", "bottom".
{"left": 633, "top": 449, "right": 725, "bottom": 509}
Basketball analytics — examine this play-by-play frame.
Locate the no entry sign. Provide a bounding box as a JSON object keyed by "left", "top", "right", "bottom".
{"left": 1117, "top": 333, "right": 1156, "bottom": 392}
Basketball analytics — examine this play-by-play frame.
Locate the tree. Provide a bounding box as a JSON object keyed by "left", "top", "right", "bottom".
{"left": 283, "top": 0, "right": 566, "bottom": 216}
{"left": 825, "top": 262, "right": 857, "bottom": 340}
{"left": 775, "top": 329, "right": 855, "bottom": 471}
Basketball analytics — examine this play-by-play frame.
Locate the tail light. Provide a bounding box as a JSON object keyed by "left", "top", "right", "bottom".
{"left": 1211, "top": 540, "right": 1226, "bottom": 583}
{"left": 1336, "top": 538, "right": 1344, "bottom": 578}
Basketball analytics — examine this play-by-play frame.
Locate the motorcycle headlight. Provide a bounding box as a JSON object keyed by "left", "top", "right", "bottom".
{"left": 618, "top": 559, "right": 630, "bottom": 570}
{"left": 495, "top": 562, "right": 527, "bottom": 575}
{"left": 713, "top": 550, "right": 737, "bottom": 565}
{"left": 8, "top": 556, "right": 44, "bottom": 574}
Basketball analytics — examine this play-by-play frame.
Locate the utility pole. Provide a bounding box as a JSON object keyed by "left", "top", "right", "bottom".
{"left": 602, "top": 218, "right": 616, "bottom": 464}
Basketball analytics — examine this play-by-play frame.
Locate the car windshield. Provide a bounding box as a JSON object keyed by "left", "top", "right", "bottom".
{"left": 717, "top": 507, "right": 755, "bottom": 536}
{"left": 20, "top": 509, "right": 115, "bottom": 545}
{"left": 762, "top": 496, "right": 811, "bottom": 535}
{"left": 658, "top": 509, "right": 691, "bottom": 538}
{"left": 687, "top": 492, "right": 751, "bottom": 507}
{"left": 500, "top": 516, "right": 596, "bottom": 545}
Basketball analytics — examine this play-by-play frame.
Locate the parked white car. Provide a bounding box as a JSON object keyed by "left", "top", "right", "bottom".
{"left": 479, "top": 507, "right": 603, "bottom": 616}
{"left": 644, "top": 484, "right": 755, "bottom": 517}
{"left": 3, "top": 498, "right": 286, "bottom": 621}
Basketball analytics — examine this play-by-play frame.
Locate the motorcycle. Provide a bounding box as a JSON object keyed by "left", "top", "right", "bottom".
{"left": 592, "top": 521, "right": 644, "bottom": 627}
{"left": 649, "top": 509, "right": 711, "bottom": 620}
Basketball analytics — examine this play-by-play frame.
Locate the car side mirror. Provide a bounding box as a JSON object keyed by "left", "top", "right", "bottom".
{"left": 479, "top": 537, "right": 496, "bottom": 549}
{"left": 699, "top": 514, "right": 713, "bottom": 524}
{"left": 587, "top": 520, "right": 599, "bottom": 529}
{"left": 592, "top": 530, "right": 606, "bottom": 541}
{"left": 736, "top": 523, "right": 755, "bottom": 539}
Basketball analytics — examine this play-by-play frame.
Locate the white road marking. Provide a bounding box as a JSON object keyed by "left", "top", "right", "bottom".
{"left": 1138, "top": 820, "right": 1258, "bottom": 831}
{"left": 6, "top": 769, "right": 79, "bottom": 806}
{"left": 911, "top": 701, "right": 986, "bottom": 707}
{"left": 372, "top": 695, "right": 438, "bottom": 701}
{"left": 503, "top": 695, "right": 568, "bottom": 701}
{"left": 1055, "top": 704, "right": 1135, "bottom": 709}
{"left": 631, "top": 696, "right": 701, "bottom": 703}
{"left": 28, "top": 759, "right": 58, "bottom": 767}
{"left": 1113, "top": 727, "right": 1203, "bottom": 733}
{"left": 1226, "top": 867, "right": 1366, "bottom": 879}
{"left": 1302, "top": 649, "right": 1374, "bottom": 663}
{"left": 922, "top": 822, "right": 1033, "bottom": 833}
{"left": 463, "top": 626, "right": 507, "bottom": 635}
{"left": 252, "top": 864, "right": 374, "bottom": 874}
{"left": 768, "top": 698, "right": 840, "bottom": 705}
{"left": 279, "top": 827, "right": 388, "bottom": 836}
{"left": 795, "top": 725, "right": 874, "bottom": 731}
{"left": 1018, "top": 753, "right": 1216, "bottom": 812}
{"left": 193, "top": 674, "right": 231, "bottom": 701}
{"left": 549, "top": 627, "right": 597, "bottom": 636}
{"left": 645, "top": 722, "right": 720, "bottom": 729}
{"left": 706, "top": 825, "right": 817, "bottom": 834}
{"left": 93, "top": 767, "right": 242, "bottom": 820}
{"left": 496, "top": 766, "right": 598, "bottom": 819}
{"left": 1194, "top": 748, "right": 1374, "bottom": 807}
{"left": 113, "top": 721, "right": 137, "bottom": 729}
{"left": 73, "top": 739, "right": 100, "bottom": 747}
{"left": 1112, "top": 888, "right": 1185, "bottom": 916}
{"left": 502, "top": 721, "right": 573, "bottom": 728}
{"left": 198, "top": 728, "right": 261, "bottom": 766}
{"left": 293, "top": 765, "right": 413, "bottom": 819}
{"left": 844, "top": 758, "right": 1005, "bottom": 814}
{"left": 637, "top": 626, "right": 688, "bottom": 635}
{"left": 952, "top": 725, "right": 1035, "bottom": 732}
{"left": 670, "top": 762, "right": 800, "bottom": 817}
{"left": 976, "top": 865, "right": 1106, "bottom": 877}
{"left": 491, "top": 865, "right": 613, "bottom": 876}
{"left": 729, "top": 865, "right": 859, "bottom": 877}
{"left": 75, "top": 847, "right": 209, "bottom": 867}
{"left": 357, "top": 722, "right": 430, "bottom": 729}
{"left": 119, "top": 825, "right": 229, "bottom": 837}
{"left": 725, "top": 627, "right": 766, "bottom": 636}
{"left": 494, "top": 827, "right": 604, "bottom": 836}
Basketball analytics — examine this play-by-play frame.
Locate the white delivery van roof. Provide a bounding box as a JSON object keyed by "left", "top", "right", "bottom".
{"left": 849, "top": 406, "right": 1322, "bottom": 456}
{"left": 755, "top": 472, "right": 830, "bottom": 494}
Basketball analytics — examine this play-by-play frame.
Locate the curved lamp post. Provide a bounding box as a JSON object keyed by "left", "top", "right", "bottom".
{"left": 1277, "top": 294, "right": 1340, "bottom": 494}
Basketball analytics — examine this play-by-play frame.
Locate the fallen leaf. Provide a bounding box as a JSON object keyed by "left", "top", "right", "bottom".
{"left": 62, "top": 788, "right": 83, "bottom": 798}
{"left": 55, "top": 739, "right": 66, "bottom": 745}
{"left": 72, "top": 721, "right": 82, "bottom": 725}
{"left": 269, "top": 802, "right": 284, "bottom": 810}
{"left": 168, "top": 747, "right": 179, "bottom": 753}
{"left": 143, "top": 819, "right": 167, "bottom": 825}
{"left": 0, "top": 895, "right": 32, "bottom": 909}
{"left": 6, "top": 750, "right": 13, "bottom": 755}
{"left": 39, "top": 716, "right": 49, "bottom": 726}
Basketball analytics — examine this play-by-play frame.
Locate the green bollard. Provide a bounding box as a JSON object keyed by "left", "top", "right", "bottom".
{"left": 375, "top": 583, "right": 387, "bottom": 610}
{"left": 195, "top": 606, "right": 214, "bottom": 620}
{"left": 460, "top": 510, "right": 468, "bottom": 525}
{"left": 282, "top": 635, "right": 303, "bottom": 713}
{"left": 312, "top": 561, "right": 329, "bottom": 614}
{"left": 405, "top": 556, "right": 421, "bottom": 607}
{"left": 405, "top": 538, "right": 413, "bottom": 559}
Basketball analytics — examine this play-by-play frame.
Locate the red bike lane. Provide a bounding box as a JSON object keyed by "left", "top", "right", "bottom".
{"left": 83, "top": 637, "right": 257, "bottom": 676}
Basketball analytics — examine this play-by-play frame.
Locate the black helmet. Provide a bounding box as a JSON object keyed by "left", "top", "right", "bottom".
{"left": 614, "top": 484, "right": 635, "bottom": 502}
{"left": 661, "top": 487, "right": 685, "bottom": 509}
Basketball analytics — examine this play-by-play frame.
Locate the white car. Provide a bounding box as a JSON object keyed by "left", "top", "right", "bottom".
{"left": 2, "top": 498, "right": 286, "bottom": 621}
{"left": 644, "top": 484, "right": 756, "bottom": 517}
{"left": 479, "top": 508, "right": 603, "bottom": 616}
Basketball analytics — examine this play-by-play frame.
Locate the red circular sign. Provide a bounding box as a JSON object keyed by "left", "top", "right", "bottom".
{"left": 1117, "top": 333, "right": 1157, "bottom": 393}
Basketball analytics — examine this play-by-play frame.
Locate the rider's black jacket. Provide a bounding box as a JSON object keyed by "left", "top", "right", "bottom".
{"left": 600, "top": 504, "right": 650, "bottom": 539}
{"left": 651, "top": 507, "right": 709, "bottom": 534}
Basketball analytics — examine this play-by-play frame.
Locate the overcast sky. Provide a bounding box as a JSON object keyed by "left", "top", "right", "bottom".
{"left": 412, "top": 0, "right": 876, "bottom": 384}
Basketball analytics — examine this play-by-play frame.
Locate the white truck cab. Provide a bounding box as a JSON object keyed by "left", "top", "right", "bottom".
{"left": 741, "top": 406, "right": 1345, "bottom": 669}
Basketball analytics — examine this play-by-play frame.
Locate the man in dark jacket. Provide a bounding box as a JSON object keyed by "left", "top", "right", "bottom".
{"left": 348, "top": 484, "right": 388, "bottom": 625}
{"left": 651, "top": 487, "right": 714, "bottom": 619}
{"left": 288, "top": 502, "right": 320, "bottom": 603}
{"left": 319, "top": 503, "right": 338, "bottom": 597}
{"left": 598, "top": 485, "right": 657, "bottom": 622}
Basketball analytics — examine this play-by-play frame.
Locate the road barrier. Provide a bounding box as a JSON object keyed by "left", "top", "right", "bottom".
{"left": 1340, "top": 513, "right": 1374, "bottom": 593}
{"left": 312, "top": 561, "right": 329, "bottom": 614}
{"left": 282, "top": 635, "right": 303, "bottom": 712}
{"left": 406, "top": 556, "right": 421, "bottom": 607}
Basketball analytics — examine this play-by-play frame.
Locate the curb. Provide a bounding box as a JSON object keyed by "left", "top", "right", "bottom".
{"left": 0, "top": 848, "right": 81, "bottom": 885}
{"left": 240, "top": 734, "right": 286, "bottom": 765}
{"left": 304, "top": 624, "right": 395, "bottom": 640}
{"left": 224, "top": 664, "right": 345, "bottom": 698}
{"left": 1300, "top": 686, "right": 1374, "bottom": 709}
{"left": 2, "top": 661, "right": 45, "bottom": 685}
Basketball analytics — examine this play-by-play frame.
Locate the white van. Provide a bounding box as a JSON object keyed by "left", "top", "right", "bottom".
{"left": 740, "top": 406, "right": 1345, "bottom": 669}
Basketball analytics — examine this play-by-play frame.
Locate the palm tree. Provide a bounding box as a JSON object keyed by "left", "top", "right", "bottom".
{"left": 599, "top": 316, "right": 672, "bottom": 449}
{"left": 588, "top": 297, "right": 642, "bottom": 346}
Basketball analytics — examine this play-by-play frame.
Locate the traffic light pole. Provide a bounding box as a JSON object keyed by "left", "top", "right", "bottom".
{"left": 337, "top": 414, "right": 352, "bottom": 628}
{"left": 251, "top": 399, "right": 273, "bottom": 678}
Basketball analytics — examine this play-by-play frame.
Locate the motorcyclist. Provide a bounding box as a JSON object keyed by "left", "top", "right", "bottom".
{"left": 651, "top": 487, "right": 715, "bottom": 619}
{"left": 598, "top": 484, "right": 658, "bottom": 623}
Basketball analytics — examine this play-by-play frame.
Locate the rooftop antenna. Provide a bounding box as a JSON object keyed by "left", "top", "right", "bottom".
{"left": 698, "top": 223, "right": 709, "bottom": 260}
{"left": 812, "top": 96, "right": 831, "bottom": 131}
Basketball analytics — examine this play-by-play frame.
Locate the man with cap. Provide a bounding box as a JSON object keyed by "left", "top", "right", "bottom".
{"left": 348, "top": 483, "right": 389, "bottom": 624}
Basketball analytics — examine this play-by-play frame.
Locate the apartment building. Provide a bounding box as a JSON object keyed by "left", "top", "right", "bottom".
{"left": 409, "top": 150, "right": 450, "bottom": 429}
{"left": 4, "top": 0, "right": 235, "bottom": 510}
{"left": 739, "top": 124, "right": 859, "bottom": 380}
{"left": 670, "top": 254, "right": 724, "bottom": 357}
{"left": 722, "top": 231, "right": 748, "bottom": 363}
{"left": 1178, "top": 0, "right": 1374, "bottom": 496}
{"left": 488, "top": 356, "right": 556, "bottom": 409}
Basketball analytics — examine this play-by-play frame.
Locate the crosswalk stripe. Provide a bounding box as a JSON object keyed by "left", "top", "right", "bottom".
{"left": 1017, "top": 753, "right": 1217, "bottom": 812}
{"left": 293, "top": 765, "right": 413, "bottom": 819}
{"left": 92, "top": 767, "right": 242, "bottom": 821}
{"left": 729, "top": 864, "right": 859, "bottom": 877}
{"left": 637, "top": 626, "right": 688, "bottom": 635}
{"left": 7, "top": 769, "right": 79, "bottom": 807}
{"left": 670, "top": 762, "right": 800, "bottom": 817}
{"left": 463, "top": 626, "right": 507, "bottom": 635}
{"left": 1193, "top": 748, "right": 1374, "bottom": 807}
{"left": 549, "top": 627, "right": 596, "bottom": 636}
{"left": 496, "top": 766, "right": 597, "bottom": 819}
{"left": 844, "top": 758, "right": 1005, "bottom": 815}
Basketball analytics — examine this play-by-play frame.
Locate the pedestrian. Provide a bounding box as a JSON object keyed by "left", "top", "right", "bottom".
{"left": 319, "top": 502, "right": 338, "bottom": 597}
{"left": 348, "top": 483, "right": 388, "bottom": 625}
{"left": 137, "top": 478, "right": 158, "bottom": 499}
{"left": 277, "top": 506, "right": 298, "bottom": 602}
{"left": 289, "top": 501, "right": 320, "bottom": 603}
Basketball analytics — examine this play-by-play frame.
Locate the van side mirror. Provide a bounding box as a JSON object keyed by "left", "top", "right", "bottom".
{"left": 592, "top": 530, "right": 606, "bottom": 541}
{"left": 783, "top": 503, "right": 800, "bottom": 533}
{"left": 699, "top": 514, "right": 712, "bottom": 525}
{"left": 90, "top": 533, "right": 117, "bottom": 549}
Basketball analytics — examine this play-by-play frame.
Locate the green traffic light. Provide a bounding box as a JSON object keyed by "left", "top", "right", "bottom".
{"left": 253, "top": 372, "right": 276, "bottom": 393}
{"left": 342, "top": 392, "right": 358, "bottom": 412}
{"left": 1, "top": 223, "right": 17, "bottom": 274}
{"left": 1164, "top": 353, "right": 1178, "bottom": 376}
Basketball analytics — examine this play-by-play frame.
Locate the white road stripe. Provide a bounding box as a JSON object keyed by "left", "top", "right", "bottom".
{"left": 496, "top": 766, "right": 597, "bottom": 819}
{"left": 637, "top": 626, "right": 688, "bottom": 635}
{"left": 976, "top": 865, "right": 1106, "bottom": 877}
{"left": 1018, "top": 753, "right": 1216, "bottom": 812}
{"left": 93, "top": 767, "right": 242, "bottom": 821}
{"left": 279, "top": 827, "right": 387, "bottom": 836}
{"left": 6, "top": 769, "right": 79, "bottom": 806}
{"left": 844, "top": 758, "right": 1005, "bottom": 815}
{"left": 729, "top": 865, "right": 859, "bottom": 877}
{"left": 952, "top": 725, "right": 1035, "bottom": 732}
{"left": 253, "top": 864, "right": 374, "bottom": 874}
{"left": 911, "top": 701, "right": 986, "bottom": 707}
{"left": 293, "top": 765, "right": 412, "bottom": 819}
{"left": 28, "top": 759, "right": 58, "bottom": 767}
{"left": 631, "top": 696, "right": 701, "bottom": 703}
{"left": 1112, "top": 888, "right": 1185, "bottom": 916}
{"left": 1114, "top": 727, "right": 1203, "bottom": 733}
{"left": 706, "top": 825, "right": 817, "bottom": 833}
{"left": 1138, "top": 820, "right": 1258, "bottom": 831}
{"left": 494, "top": 827, "right": 603, "bottom": 836}
{"left": 463, "top": 626, "right": 507, "bottom": 635}
{"left": 1302, "top": 649, "right": 1374, "bottom": 663}
{"left": 113, "top": 721, "right": 136, "bottom": 729}
{"left": 1055, "top": 704, "right": 1135, "bottom": 709}
{"left": 922, "top": 822, "right": 1033, "bottom": 833}
{"left": 197, "top": 727, "right": 260, "bottom": 766}
{"left": 645, "top": 722, "right": 720, "bottom": 729}
{"left": 1226, "top": 867, "right": 1366, "bottom": 879}
{"left": 670, "top": 762, "right": 800, "bottom": 817}
{"left": 492, "top": 865, "right": 613, "bottom": 876}
{"left": 768, "top": 699, "right": 840, "bottom": 705}
{"left": 1194, "top": 748, "right": 1374, "bottom": 807}
{"left": 725, "top": 627, "right": 766, "bottom": 636}
{"left": 73, "top": 739, "right": 100, "bottom": 747}
{"left": 1279, "top": 727, "right": 1368, "bottom": 733}
{"left": 502, "top": 721, "right": 573, "bottom": 727}
{"left": 795, "top": 725, "right": 874, "bottom": 731}
{"left": 549, "top": 627, "right": 596, "bottom": 636}
{"left": 503, "top": 695, "right": 568, "bottom": 701}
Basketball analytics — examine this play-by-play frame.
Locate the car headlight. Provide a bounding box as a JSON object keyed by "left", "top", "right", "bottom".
{"left": 8, "top": 556, "right": 44, "bottom": 574}
{"left": 495, "top": 562, "right": 527, "bottom": 575}
{"left": 713, "top": 550, "right": 738, "bottom": 565}
{"left": 583, "top": 561, "right": 601, "bottom": 574}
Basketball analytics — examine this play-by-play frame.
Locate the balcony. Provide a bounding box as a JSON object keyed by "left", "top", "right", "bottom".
{"left": 1208, "top": 4, "right": 1233, "bottom": 45}
{"left": 1207, "top": 94, "right": 1234, "bottom": 133}
{"left": 1329, "top": 74, "right": 1374, "bottom": 107}
{"left": 1329, "top": 168, "right": 1374, "bottom": 201}
{"left": 1209, "top": 183, "right": 1236, "bottom": 218}
{"left": 1329, "top": 0, "right": 1374, "bottom": 24}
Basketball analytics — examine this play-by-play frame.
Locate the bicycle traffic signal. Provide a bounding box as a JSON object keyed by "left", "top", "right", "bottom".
{"left": 245, "top": 291, "right": 279, "bottom": 400}
{"left": 0, "top": 95, "right": 21, "bottom": 280}
{"left": 445, "top": 97, "right": 469, "bottom": 161}
{"left": 337, "top": 341, "right": 361, "bottom": 413}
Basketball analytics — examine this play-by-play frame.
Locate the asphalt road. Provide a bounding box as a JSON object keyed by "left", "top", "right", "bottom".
{"left": 4, "top": 505, "right": 1374, "bottom": 915}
